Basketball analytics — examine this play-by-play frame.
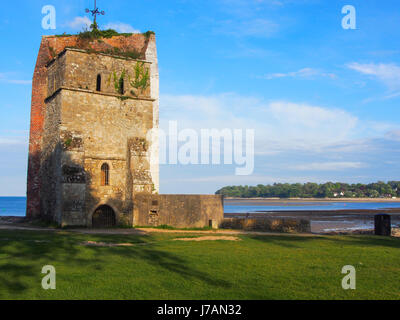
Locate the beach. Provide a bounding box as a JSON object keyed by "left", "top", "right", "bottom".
{"left": 224, "top": 198, "right": 400, "bottom": 233}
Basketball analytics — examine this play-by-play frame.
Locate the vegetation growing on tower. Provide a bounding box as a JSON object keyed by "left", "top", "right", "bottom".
{"left": 53, "top": 21, "right": 155, "bottom": 41}
{"left": 52, "top": 25, "right": 155, "bottom": 61}
{"left": 129, "top": 62, "right": 150, "bottom": 96}
{"left": 107, "top": 64, "right": 150, "bottom": 98}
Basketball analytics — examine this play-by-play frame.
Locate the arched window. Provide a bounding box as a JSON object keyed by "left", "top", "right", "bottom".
{"left": 119, "top": 77, "right": 124, "bottom": 94}
{"left": 96, "top": 74, "right": 102, "bottom": 91}
{"left": 101, "top": 163, "right": 109, "bottom": 186}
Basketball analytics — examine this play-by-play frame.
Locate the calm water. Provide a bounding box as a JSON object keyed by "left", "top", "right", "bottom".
{"left": 224, "top": 201, "right": 400, "bottom": 213}
{"left": 2, "top": 197, "right": 400, "bottom": 217}
{"left": 0, "top": 197, "right": 26, "bottom": 216}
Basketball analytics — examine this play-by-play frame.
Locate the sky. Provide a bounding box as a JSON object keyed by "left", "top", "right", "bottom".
{"left": 0, "top": 0, "right": 400, "bottom": 195}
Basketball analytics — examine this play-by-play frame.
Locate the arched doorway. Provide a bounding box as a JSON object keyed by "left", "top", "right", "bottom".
{"left": 92, "top": 205, "right": 116, "bottom": 228}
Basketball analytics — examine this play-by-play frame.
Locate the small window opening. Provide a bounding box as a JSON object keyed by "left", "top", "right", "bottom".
{"left": 96, "top": 74, "right": 102, "bottom": 91}
{"left": 119, "top": 77, "right": 124, "bottom": 94}
{"left": 101, "top": 163, "right": 109, "bottom": 186}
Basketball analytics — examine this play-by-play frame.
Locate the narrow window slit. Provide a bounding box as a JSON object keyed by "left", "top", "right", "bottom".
{"left": 101, "top": 163, "right": 109, "bottom": 186}
{"left": 96, "top": 74, "right": 101, "bottom": 91}
{"left": 119, "top": 77, "right": 124, "bottom": 94}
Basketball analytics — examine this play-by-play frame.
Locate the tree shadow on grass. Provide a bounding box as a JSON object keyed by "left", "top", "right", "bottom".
{"left": 138, "top": 247, "right": 231, "bottom": 288}
{"left": 0, "top": 230, "right": 106, "bottom": 297}
{"left": 319, "top": 234, "right": 400, "bottom": 249}
{"left": 7, "top": 92, "right": 243, "bottom": 298}
{"left": 0, "top": 263, "right": 33, "bottom": 294}
{"left": 246, "top": 233, "right": 400, "bottom": 250}
{"left": 246, "top": 234, "right": 320, "bottom": 249}
{"left": 83, "top": 241, "right": 231, "bottom": 289}
{"left": 18, "top": 147, "right": 232, "bottom": 298}
{"left": 0, "top": 229, "right": 231, "bottom": 298}
{"left": 75, "top": 231, "right": 232, "bottom": 289}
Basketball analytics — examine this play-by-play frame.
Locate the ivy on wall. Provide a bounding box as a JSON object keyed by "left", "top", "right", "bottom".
{"left": 109, "top": 70, "right": 126, "bottom": 94}
{"left": 129, "top": 62, "right": 150, "bottom": 97}
{"left": 107, "top": 63, "right": 150, "bottom": 98}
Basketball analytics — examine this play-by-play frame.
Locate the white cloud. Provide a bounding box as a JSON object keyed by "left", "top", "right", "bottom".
{"left": 221, "top": 0, "right": 284, "bottom": 5}
{"left": 268, "top": 101, "right": 358, "bottom": 141}
{"left": 384, "top": 91, "right": 400, "bottom": 100}
{"left": 0, "top": 73, "right": 31, "bottom": 85}
{"left": 64, "top": 17, "right": 139, "bottom": 33}
{"left": 164, "top": 174, "right": 325, "bottom": 185}
{"left": 160, "top": 93, "right": 400, "bottom": 180}
{"left": 214, "top": 18, "right": 279, "bottom": 38}
{"left": 0, "top": 137, "right": 27, "bottom": 145}
{"left": 221, "top": 45, "right": 275, "bottom": 59}
{"left": 1, "top": 79, "right": 31, "bottom": 85}
{"left": 66, "top": 16, "right": 92, "bottom": 31}
{"left": 262, "top": 68, "right": 336, "bottom": 80}
{"left": 218, "top": 0, "right": 285, "bottom": 17}
{"left": 160, "top": 93, "right": 371, "bottom": 154}
{"left": 290, "top": 162, "right": 366, "bottom": 171}
{"left": 385, "top": 130, "right": 400, "bottom": 141}
{"left": 103, "top": 22, "right": 140, "bottom": 33}
{"left": 347, "top": 62, "right": 400, "bottom": 91}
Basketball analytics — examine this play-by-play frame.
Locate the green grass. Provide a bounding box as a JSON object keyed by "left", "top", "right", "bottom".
{"left": 0, "top": 229, "right": 399, "bottom": 300}
{"left": 135, "top": 224, "right": 214, "bottom": 231}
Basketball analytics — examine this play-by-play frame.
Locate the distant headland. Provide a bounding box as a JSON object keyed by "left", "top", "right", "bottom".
{"left": 216, "top": 181, "right": 400, "bottom": 199}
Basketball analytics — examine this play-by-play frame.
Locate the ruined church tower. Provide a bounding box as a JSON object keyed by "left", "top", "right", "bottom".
{"left": 26, "top": 32, "right": 160, "bottom": 227}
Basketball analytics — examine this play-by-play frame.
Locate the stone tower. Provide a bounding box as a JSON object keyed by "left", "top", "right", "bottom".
{"left": 26, "top": 32, "right": 160, "bottom": 227}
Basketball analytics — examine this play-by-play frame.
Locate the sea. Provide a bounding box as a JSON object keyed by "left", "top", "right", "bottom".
{"left": 0, "top": 197, "right": 27, "bottom": 216}
{"left": 224, "top": 201, "right": 400, "bottom": 213}
{"left": 3, "top": 196, "right": 400, "bottom": 217}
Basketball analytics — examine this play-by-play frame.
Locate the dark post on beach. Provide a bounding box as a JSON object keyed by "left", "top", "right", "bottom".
{"left": 374, "top": 214, "right": 391, "bottom": 236}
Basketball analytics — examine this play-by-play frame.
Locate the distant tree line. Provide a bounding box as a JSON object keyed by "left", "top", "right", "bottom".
{"left": 215, "top": 181, "right": 400, "bottom": 198}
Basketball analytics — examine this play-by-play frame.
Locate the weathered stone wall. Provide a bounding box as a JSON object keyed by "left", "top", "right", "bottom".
{"left": 28, "top": 32, "right": 226, "bottom": 231}
{"left": 57, "top": 84, "right": 154, "bottom": 226}
{"left": 47, "top": 49, "right": 151, "bottom": 99}
{"left": 133, "top": 194, "right": 224, "bottom": 228}
{"left": 27, "top": 33, "right": 158, "bottom": 219}
{"left": 40, "top": 93, "right": 62, "bottom": 223}
{"left": 47, "top": 53, "right": 67, "bottom": 98}
{"left": 35, "top": 46, "right": 157, "bottom": 226}
{"left": 220, "top": 218, "right": 311, "bottom": 233}
{"left": 145, "top": 37, "right": 160, "bottom": 193}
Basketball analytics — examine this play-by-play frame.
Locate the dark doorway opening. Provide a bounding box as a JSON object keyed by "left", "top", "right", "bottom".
{"left": 92, "top": 205, "right": 116, "bottom": 228}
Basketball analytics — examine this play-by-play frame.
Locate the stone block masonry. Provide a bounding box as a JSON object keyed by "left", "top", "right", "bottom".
{"left": 27, "top": 33, "right": 160, "bottom": 220}
{"left": 134, "top": 195, "right": 224, "bottom": 229}
{"left": 26, "top": 31, "right": 224, "bottom": 228}
{"left": 220, "top": 218, "right": 311, "bottom": 233}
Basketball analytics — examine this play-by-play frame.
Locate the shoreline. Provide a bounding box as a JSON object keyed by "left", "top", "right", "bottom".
{"left": 224, "top": 197, "right": 400, "bottom": 202}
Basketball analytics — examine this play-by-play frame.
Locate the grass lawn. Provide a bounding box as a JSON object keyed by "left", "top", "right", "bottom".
{"left": 0, "top": 229, "right": 399, "bottom": 300}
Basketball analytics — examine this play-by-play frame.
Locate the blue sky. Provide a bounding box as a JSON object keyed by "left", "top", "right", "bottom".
{"left": 1, "top": 0, "right": 400, "bottom": 195}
